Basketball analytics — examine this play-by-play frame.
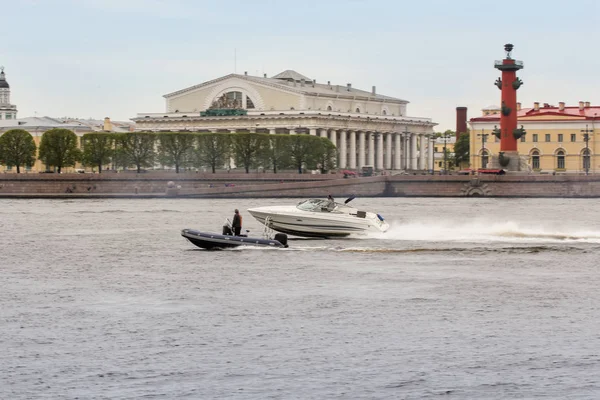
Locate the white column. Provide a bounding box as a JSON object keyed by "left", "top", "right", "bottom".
{"left": 368, "top": 132, "right": 375, "bottom": 167}
{"left": 269, "top": 128, "right": 277, "bottom": 135}
{"left": 309, "top": 128, "right": 317, "bottom": 136}
{"left": 339, "top": 130, "right": 347, "bottom": 169}
{"left": 349, "top": 131, "right": 357, "bottom": 169}
{"left": 411, "top": 133, "right": 418, "bottom": 170}
{"left": 385, "top": 132, "right": 393, "bottom": 170}
{"left": 329, "top": 129, "right": 337, "bottom": 147}
{"left": 376, "top": 133, "right": 384, "bottom": 170}
{"left": 358, "top": 131, "right": 366, "bottom": 169}
{"left": 419, "top": 134, "right": 426, "bottom": 170}
{"left": 394, "top": 133, "right": 401, "bottom": 170}
{"left": 428, "top": 136, "right": 435, "bottom": 171}
{"left": 289, "top": 127, "right": 297, "bottom": 135}
{"left": 320, "top": 128, "right": 328, "bottom": 138}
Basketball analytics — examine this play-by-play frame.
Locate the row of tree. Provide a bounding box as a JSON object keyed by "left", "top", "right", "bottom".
{"left": 0, "top": 129, "right": 338, "bottom": 174}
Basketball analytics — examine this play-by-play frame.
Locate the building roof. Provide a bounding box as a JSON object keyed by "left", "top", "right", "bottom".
{"left": 471, "top": 104, "right": 600, "bottom": 122}
{"left": 164, "top": 70, "right": 407, "bottom": 103}
{"left": 271, "top": 70, "right": 312, "bottom": 82}
{"left": 0, "top": 116, "right": 93, "bottom": 131}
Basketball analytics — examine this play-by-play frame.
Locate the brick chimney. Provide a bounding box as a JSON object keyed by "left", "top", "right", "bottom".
{"left": 456, "top": 107, "right": 467, "bottom": 140}
{"left": 103, "top": 117, "right": 112, "bottom": 131}
{"left": 347, "top": 83, "right": 352, "bottom": 91}
{"left": 559, "top": 102, "right": 565, "bottom": 111}
{"left": 534, "top": 102, "right": 540, "bottom": 111}
{"left": 585, "top": 101, "right": 591, "bottom": 108}
{"left": 372, "top": 86, "right": 376, "bottom": 95}
{"left": 517, "top": 102, "right": 521, "bottom": 111}
{"left": 579, "top": 101, "right": 585, "bottom": 111}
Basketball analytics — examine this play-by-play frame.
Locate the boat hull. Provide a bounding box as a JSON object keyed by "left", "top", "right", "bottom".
{"left": 181, "top": 229, "right": 287, "bottom": 250}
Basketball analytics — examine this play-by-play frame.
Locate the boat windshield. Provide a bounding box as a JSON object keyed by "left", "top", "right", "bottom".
{"left": 296, "top": 198, "right": 336, "bottom": 212}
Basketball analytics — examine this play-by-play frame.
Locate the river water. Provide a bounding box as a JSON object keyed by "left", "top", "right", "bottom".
{"left": 2, "top": 197, "right": 600, "bottom": 399}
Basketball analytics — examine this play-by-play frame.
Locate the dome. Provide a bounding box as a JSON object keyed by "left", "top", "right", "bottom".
{"left": 0, "top": 68, "right": 8, "bottom": 88}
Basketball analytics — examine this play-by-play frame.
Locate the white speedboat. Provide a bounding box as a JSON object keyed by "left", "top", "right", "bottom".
{"left": 247, "top": 197, "right": 389, "bottom": 238}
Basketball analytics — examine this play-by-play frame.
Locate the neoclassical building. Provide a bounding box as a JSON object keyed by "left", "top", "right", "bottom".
{"left": 0, "top": 67, "right": 18, "bottom": 120}
{"left": 470, "top": 101, "right": 599, "bottom": 173}
{"left": 133, "top": 70, "right": 438, "bottom": 171}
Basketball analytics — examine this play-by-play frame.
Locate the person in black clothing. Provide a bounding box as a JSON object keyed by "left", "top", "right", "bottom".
{"left": 232, "top": 209, "right": 242, "bottom": 236}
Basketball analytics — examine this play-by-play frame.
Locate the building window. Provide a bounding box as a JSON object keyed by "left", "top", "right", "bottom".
{"left": 5, "top": 113, "right": 12, "bottom": 120}
{"left": 382, "top": 110, "right": 387, "bottom": 115}
{"left": 327, "top": 105, "right": 332, "bottom": 111}
{"left": 545, "top": 134, "right": 551, "bottom": 142}
{"left": 246, "top": 97, "right": 255, "bottom": 109}
{"left": 583, "top": 149, "right": 591, "bottom": 171}
{"left": 6, "top": 165, "right": 12, "bottom": 171}
{"left": 533, "top": 134, "right": 538, "bottom": 142}
{"left": 571, "top": 134, "right": 576, "bottom": 142}
{"left": 495, "top": 135, "right": 499, "bottom": 143}
{"left": 556, "top": 150, "right": 565, "bottom": 169}
{"left": 531, "top": 151, "right": 540, "bottom": 170}
{"left": 481, "top": 150, "right": 489, "bottom": 169}
{"left": 520, "top": 135, "right": 526, "bottom": 142}
{"left": 434, "top": 147, "right": 438, "bottom": 153}
{"left": 355, "top": 108, "right": 360, "bottom": 113}
{"left": 558, "top": 134, "right": 563, "bottom": 142}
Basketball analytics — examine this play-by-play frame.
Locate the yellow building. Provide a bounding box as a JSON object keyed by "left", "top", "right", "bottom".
{"left": 0, "top": 117, "right": 131, "bottom": 173}
{"left": 469, "top": 101, "right": 599, "bottom": 173}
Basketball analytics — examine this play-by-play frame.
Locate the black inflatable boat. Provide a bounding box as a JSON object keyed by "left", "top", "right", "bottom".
{"left": 182, "top": 223, "right": 288, "bottom": 250}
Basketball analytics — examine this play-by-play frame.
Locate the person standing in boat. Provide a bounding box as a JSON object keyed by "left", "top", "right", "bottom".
{"left": 232, "top": 209, "right": 242, "bottom": 236}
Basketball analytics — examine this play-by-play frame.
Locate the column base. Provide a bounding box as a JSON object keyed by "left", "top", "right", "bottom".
{"left": 489, "top": 151, "right": 530, "bottom": 172}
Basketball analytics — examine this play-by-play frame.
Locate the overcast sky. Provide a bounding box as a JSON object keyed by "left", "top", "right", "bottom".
{"left": 1, "top": 0, "right": 598, "bottom": 131}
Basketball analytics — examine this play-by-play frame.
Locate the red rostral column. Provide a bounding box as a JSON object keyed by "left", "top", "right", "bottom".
{"left": 494, "top": 43, "right": 524, "bottom": 152}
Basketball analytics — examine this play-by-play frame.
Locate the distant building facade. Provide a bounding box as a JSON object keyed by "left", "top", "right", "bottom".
{"left": 470, "top": 102, "right": 599, "bottom": 173}
{"left": 0, "top": 116, "right": 134, "bottom": 173}
{"left": 133, "top": 70, "right": 438, "bottom": 171}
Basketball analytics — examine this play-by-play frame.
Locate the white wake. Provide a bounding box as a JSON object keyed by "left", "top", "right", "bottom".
{"left": 364, "top": 219, "right": 600, "bottom": 244}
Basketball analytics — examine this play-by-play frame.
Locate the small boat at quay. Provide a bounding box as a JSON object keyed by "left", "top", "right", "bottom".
{"left": 182, "top": 218, "right": 288, "bottom": 250}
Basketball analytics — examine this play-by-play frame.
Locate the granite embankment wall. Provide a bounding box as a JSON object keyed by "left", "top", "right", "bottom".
{"left": 2, "top": 172, "right": 600, "bottom": 198}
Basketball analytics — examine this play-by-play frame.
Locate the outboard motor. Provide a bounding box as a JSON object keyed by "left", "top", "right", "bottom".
{"left": 274, "top": 233, "right": 288, "bottom": 248}
{"left": 222, "top": 224, "right": 233, "bottom": 236}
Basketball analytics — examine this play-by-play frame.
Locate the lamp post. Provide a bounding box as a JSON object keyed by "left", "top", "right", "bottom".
{"left": 442, "top": 132, "right": 452, "bottom": 174}
{"left": 477, "top": 130, "right": 489, "bottom": 170}
{"left": 581, "top": 124, "right": 593, "bottom": 175}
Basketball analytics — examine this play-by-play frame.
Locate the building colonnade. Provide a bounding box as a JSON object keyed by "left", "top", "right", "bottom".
{"left": 241, "top": 127, "right": 437, "bottom": 171}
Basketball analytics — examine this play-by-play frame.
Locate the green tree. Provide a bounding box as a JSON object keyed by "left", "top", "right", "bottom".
{"left": 286, "top": 135, "right": 321, "bottom": 174}
{"left": 82, "top": 132, "right": 114, "bottom": 173}
{"left": 263, "top": 134, "right": 291, "bottom": 173}
{"left": 38, "top": 128, "right": 82, "bottom": 173}
{"left": 454, "top": 132, "right": 470, "bottom": 168}
{"left": 157, "top": 132, "right": 195, "bottom": 173}
{"left": 0, "top": 129, "right": 37, "bottom": 173}
{"left": 313, "top": 137, "right": 337, "bottom": 173}
{"left": 231, "top": 132, "right": 269, "bottom": 173}
{"left": 194, "top": 133, "right": 231, "bottom": 173}
{"left": 118, "top": 132, "right": 156, "bottom": 173}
